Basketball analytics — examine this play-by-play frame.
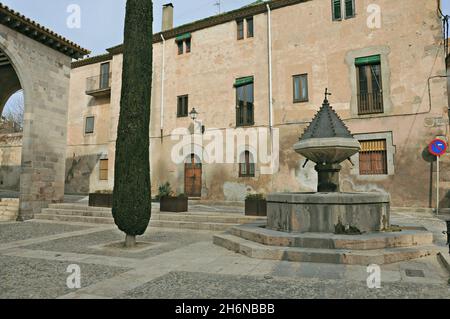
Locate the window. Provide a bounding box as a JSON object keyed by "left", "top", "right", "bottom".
{"left": 176, "top": 33, "right": 192, "bottom": 55}
{"left": 332, "top": 0, "right": 355, "bottom": 20}
{"left": 185, "top": 38, "right": 191, "bottom": 53}
{"left": 239, "top": 151, "right": 255, "bottom": 177}
{"left": 85, "top": 116, "right": 95, "bottom": 134}
{"left": 356, "top": 55, "right": 383, "bottom": 115}
{"left": 177, "top": 95, "right": 189, "bottom": 117}
{"left": 99, "top": 62, "right": 110, "bottom": 89}
{"left": 177, "top": 41, "right": 184, "bottom": 55}
{"left": 247, "top": 17, "right": 254, "bottom": 38}
{"left": 237, "top": 17, "right": 253, "bottom": 40}
{"left": 99, "top": 159, "right": 108, "bottom": 180}
{"left": 332, "top": 0, "right": 342, "bottom": 20}
{"left": 237, "top": 20, "right": 244, "bottom": 40}
{"left": 293, "top": 74, "right": 309, "bottom": 103}
{"left": 344, "top": 0, "right": 355, "bottom": 18}
{"left": 235, "top": 77, "right": 254, "bottom": 126}
{"left": 359, "top": 140, "right": 388, "bottom": 175}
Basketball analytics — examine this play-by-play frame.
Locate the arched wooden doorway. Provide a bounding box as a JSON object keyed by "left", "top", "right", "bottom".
{"left": 184, "top": 154, "right": 202, "bottom": 198}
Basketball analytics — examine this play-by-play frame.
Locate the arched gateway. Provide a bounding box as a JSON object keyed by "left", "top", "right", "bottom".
{"left": 0, "top": 4, "right": 89, "bottom": 220}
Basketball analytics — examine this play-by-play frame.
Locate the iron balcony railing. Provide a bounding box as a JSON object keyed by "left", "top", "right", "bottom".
{"left": 86, "top": 73, "right": 112, "bottom": 96}
{"left": 357, "top": 91, "right": 384, "bottom": 115}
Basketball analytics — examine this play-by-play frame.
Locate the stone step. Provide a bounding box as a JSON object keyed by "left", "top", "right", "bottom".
{"left": 213, "top": 233, "right": 439, "bottom": 265}
{"left": 35, "top": 213, "right": 115, "bottom": 225}
{"left": 48, "top": 203, "right": 111, "bottom": 212}
{"left": 150, "top": 220, "right": 238, "bottom": 231}
{"left": 391, "top": 207, "right": 434, "bottom": 214}
{"left": 230, "top": 224, "right": 434, "bottom": 250}
{"left": 152, "top": 213, "right": 264, "bottom": 224}
{"left": 41, "top": 208, "right": 113, "bottom": 218}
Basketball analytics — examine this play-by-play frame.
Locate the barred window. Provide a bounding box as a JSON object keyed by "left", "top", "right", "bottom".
{"left": 359, "top": 140, "right": 388, "bottom": 175}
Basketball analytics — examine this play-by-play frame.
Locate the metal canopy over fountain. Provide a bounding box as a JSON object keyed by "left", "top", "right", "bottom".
{"left": 294, "top": 89, "right": 361, "bottom": 192}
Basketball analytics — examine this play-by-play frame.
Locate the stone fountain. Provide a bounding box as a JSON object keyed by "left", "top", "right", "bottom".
{"left": 214, "top": 90, "right": 438, "bottom": 265}
{"left": 268, "top": 90, "right": 390, "bottom": 234}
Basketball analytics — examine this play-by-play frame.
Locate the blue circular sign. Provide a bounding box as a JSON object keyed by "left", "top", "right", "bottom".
{"left": 429, "top": 139, "right": 448, "bottom": 157}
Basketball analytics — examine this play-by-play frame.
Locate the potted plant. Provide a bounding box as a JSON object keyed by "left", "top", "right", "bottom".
{"left": 89, "top": 190, "right": 113, "bottom": 208}
{"left": 158, "top": 182, "right": 188, "bottom": 213}
{"left": 245, "top": 193, "right": 267, "bottom": 216}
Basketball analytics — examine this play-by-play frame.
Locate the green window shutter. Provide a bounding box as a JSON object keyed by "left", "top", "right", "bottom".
{"left": 345, "top": 0, "right": 355, "bottom": 18}
{"left": 234, "top": 76, "right": 254, "bottom": 87}
{"left": 176, "top": 33, "right": 191, "bottom": 41}
{"left": 332, "top": 0, "right": 342, "bottom": 20}
{"left": 355, "top": 55, "right": 381, "bottom": 66}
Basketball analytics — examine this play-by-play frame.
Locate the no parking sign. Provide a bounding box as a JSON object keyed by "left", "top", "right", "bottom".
{"left": 428, "top": 138, "right": 448, "bottom": 157}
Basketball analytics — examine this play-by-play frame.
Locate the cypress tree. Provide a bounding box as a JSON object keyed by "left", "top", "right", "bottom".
{"left": 112, "top": 0, "right": 153, "bottom": 247}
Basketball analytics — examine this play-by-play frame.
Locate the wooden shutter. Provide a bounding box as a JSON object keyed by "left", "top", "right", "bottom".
{"left": 344, "top": 0, "right": 355, "bottom": 18}
{"left": 99, "top": 159, "right": 108, "bottom": 180}
{"left": 332, "top": 0, "right": 342, "bottom": 20}
{"left": 359, "top": 140, "right": 388, "bottom": 175}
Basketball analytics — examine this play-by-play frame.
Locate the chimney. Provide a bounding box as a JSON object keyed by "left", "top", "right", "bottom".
{"left": 162, "top": 3, "right": 174, "bottom": 31}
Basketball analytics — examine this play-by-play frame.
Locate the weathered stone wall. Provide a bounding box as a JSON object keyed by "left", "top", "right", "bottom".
{"left": 0, "top": 133, "right": 22, "bottom": 191}
{"left": 0, "top": 24, "right": 72, "bottom": 220}
{"left": 67, "top": 0, "right": 449, "bottom": 207}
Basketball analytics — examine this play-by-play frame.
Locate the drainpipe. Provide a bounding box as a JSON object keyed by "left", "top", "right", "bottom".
{"left": 160, "top": 34, "right": 166, "bottom": 140}
{"left": 267, "top": 4, "right": 273, "bottom": 130}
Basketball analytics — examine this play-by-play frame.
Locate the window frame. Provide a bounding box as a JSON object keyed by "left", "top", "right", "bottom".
{"left": 239, "top": 150, "right": 255, "bottom": 177}
{"left": 84, "top": 116, "right": 95, "bottom": 135}
{"left": 235, "top": 80, "right": 254, "bottom": 127}
{"left": 99, "top": 62, "right": 110, "bottom": 90}
{"left": 358, "top": 139, "right": 388, "bottom": 176}
{"left": 332, "top": 0, "right": 342, "bottom": 21}
{"left": 237, "top": 19, "right": 244, "bottom": 40}
{"left": 356, "top": 59, "right": 384, "bottom": 115}
{"left": 99, "top": 159, "right": 109, "bottom": 181}
{"left": 293, "top": 74, "right": 309, "bottom": 103}
{"left": 246, "top": 17, "right": 254, "bottom": 38}
{"left": 344, "top": 0, "right": 356, "bottom": 19}
{"left": 177, "top": 95, "right": 189, "bottom": 118}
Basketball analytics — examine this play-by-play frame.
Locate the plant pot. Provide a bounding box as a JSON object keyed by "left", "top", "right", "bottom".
{"left": 245, "top": 199, "right": 267, "bottom": 216}
{"left": 160, "top": 196, "right": 188, "bottom": 212}
{"left": 89, "top": 193, "right": 113, "bottom": 208}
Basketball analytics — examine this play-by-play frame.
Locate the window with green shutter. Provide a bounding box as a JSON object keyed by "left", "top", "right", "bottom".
{"left": 345, "top": 0, "right": 355, "bottom": 18}
{"left": 332, "top": 0, "right": 342, "bottom": 21}
{"left": 235, "top": 77, "right": 254, "bottom": 127}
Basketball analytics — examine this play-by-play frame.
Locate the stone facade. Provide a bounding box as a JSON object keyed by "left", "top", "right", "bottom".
{"left": 67, "top": 0, "right": 449, "bottom": 207}
{"left": 0, "top": 22, "right": 85, "bottom": 219}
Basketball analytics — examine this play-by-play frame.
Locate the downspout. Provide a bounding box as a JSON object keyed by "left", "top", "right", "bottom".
{"left": 160, "top": 34, "right": 166, "bottom": 141}
{"left": 267, "top": 4, "right": 273, "bottom": 130}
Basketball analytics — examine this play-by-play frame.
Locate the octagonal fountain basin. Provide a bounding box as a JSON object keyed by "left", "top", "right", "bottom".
{"left": 266, "top": 192, "right": 390, "bottom": 234}
{"left": 294, "top": 137, "right": 361, "bottom": 164}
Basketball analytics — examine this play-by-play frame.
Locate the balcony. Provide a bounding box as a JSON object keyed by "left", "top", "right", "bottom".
{"left": 357, "top": 91, "right": 384, "bottom": 115}
{"left": 86, "top": 73, "right": 111, "bottom": 98}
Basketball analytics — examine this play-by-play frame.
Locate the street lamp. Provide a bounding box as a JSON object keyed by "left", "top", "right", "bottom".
{"left": 189, "top": 107, "right": 198, "bottom": 121}
{"left": 189, "top": 107, "right": 205, "bottom": 134}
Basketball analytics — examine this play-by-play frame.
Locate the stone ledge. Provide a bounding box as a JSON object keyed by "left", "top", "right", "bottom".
{"left": 267, "top": 192, "right": 390, "bottom": 204}
{"left": 230, "top": 223, "right": 434, "bottom": 250}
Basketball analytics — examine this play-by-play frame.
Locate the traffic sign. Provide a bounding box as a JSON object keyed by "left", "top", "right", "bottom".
{"left": 428, "top": 138, "right": 447, "bottom": 157}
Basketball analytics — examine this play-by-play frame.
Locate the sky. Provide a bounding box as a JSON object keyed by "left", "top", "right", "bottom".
{"left": 0, "top": 0, "right": 257, "bottom": 55}
{"left": 1, "top": 0, "right": 450, "bottom": 114}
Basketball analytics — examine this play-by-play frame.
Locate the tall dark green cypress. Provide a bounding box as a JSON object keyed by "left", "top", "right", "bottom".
{"left": 113, "top": 0, "right": 153, "bottom": 247}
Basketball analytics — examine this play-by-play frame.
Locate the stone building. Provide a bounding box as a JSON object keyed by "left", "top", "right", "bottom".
{"left": 67, "top": 0, "right": 449, "bottom": 207}
{"left": 0, "top": 3, "right": 88, "bottom": 219}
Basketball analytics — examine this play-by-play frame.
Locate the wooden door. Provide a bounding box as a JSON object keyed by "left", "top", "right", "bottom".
{"left": 184, "top": 154, "right": 202, "bottom": 197}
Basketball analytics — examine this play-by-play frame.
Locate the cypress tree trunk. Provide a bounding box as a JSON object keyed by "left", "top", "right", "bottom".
{"left": 112, "top": 0, "right": 153, "bottom": 247}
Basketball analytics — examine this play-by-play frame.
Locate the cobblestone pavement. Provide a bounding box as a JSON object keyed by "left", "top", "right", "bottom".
{"left": 0, "top": 209, "right": 449, "bottom": 299}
